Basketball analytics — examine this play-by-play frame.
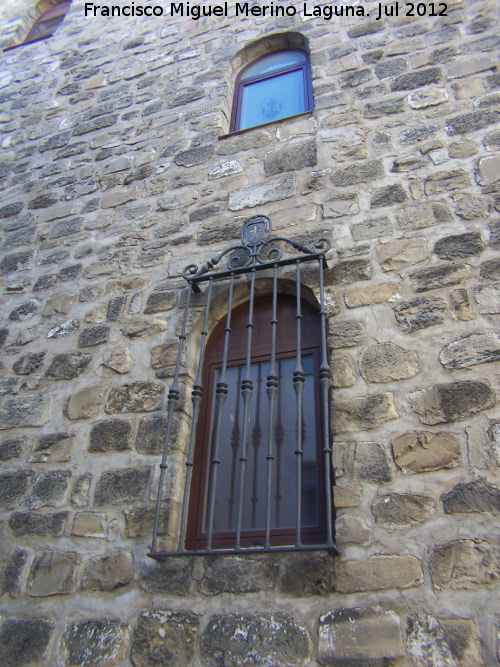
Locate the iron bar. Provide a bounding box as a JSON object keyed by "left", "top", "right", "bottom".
{"left": 205, "top": 274, "right": 236, "bottom": 551}
{"left": 293, "top": 261, "right": 305, "bottom": 547}
{"left": 176, "top": 277, "right": 214, "bottom": 552}
{"left": 150, "top": 285, "right": 192, "bottom": 554}
{"left": 148, "top": 542, "right": 338, "bottom": 560}
{"left": 264, "top": 264, "right": 279, "bottom": 549}
{"left": 234, "top": 267, "right": 257, "bottom": 550}
{"left": 318, "top": 257, "right": 334, "bottom": 547}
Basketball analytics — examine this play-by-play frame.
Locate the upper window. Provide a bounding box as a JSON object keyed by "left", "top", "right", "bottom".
{"left": 232, "top": 49, "right": 313, "bottom": 132}
{"left": 23, "top": 1, "right": 71, "bottom": 45}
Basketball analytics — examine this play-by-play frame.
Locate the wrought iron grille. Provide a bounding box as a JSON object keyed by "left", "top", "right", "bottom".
{"left": 148, "top": 215, "right": 337, "bottom": 559}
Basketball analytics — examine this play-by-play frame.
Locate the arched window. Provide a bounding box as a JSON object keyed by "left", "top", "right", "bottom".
{"left": 23, "top": 1, "right": 71, "bottom": 45}
{"left": 185, "top": 294, "right": 329, "bottom": 551}
{"left": 231, "top": 49, "right": 313, "bottom": 132}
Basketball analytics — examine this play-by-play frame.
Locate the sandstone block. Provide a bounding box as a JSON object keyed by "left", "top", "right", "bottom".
{"left": 124, "top": 507, "right": 168, "bottom": 537}
{"left": 333, "top": 484, "right": 362, "bottom": 508}
{"left": 30, "top": 471, "right": 70, "bottom": 509}
{"left": 60, "top": 619, "right": 127, "bottom": 666}
{"left": 197, "top": 218, "right": 241, "bottom": 245}
{"left": 395, "top": 201, "right": 452, "bottom": 230}
{"left": 322, "top": 194, "right": 359, "bottom": 219}
{"left": 139, "top": 560, "right": 193, "bottom": 595}
{"left": 407, "top": 88, "right": 449, "bottom": 108}
{"left": 135, "top": 415, "right": 167, "bottom": 454}
{"left": 143, "top": 289, "right": 177, "bottom": 314}
{"left": 28, "top": 551, "right": 80, "bottom": 597}
{"left": 333, "top": 394, "right": 398, "bottom": 434}
{"left": 0, "top": 618, "right": 54, "bottom": 666}
{"left": 264, "top": 140, "right": 316, "bottom": 175}
{"left": 335, "top": 515, "right": 372, "bottom": 545}
{"left": 439, "top": 333, "right": 500, "bottom": 370}
{"left": 30, "top": 432, "right": 75, "bottom": 463}
{"left": 377, "top": 238, "right": 427, "bottom": 271}
{"left": 445, "top": 110, "right": 499, "bottom": 135}
{"left": 121, "top": 318, "right": 168, "bottom": 339}
{"left": 424, "top": 169, "right": 470, "bottom": 194}
{"left": 330, "top": 160, "right": 383, "bottom": 186}
{"left": 0, "top": 471, "right": 30, "bottom": 509}
{"left": 228, "top": 175, "right": 295, "bottom": 211}
{"left": 65, "top": 386, "right": 106, "bottom": 420}
{"left": 406, "top": 614, "right": 467, "bottom": 667}
{"left": 360, "top": 342, "right": 420, "bottom": 383}
{"left": 393, "top": 431, "right": 461, "bottom": 473}
{"left": 371, "top": 183, "right": 407, "bottom": 207}
{"left": 0, "top": 394, "right": 51, "bottom": 429}
{"left": 280, "top": 552, "right": 334, "bottom": 597}
{"left": 391, "top": 67, "right": 442, "bottom": 91}
{"left": 352, "top": 216, "right": 392, "bottom": 240}
{"left": 373, "top": 493, "right": 436, "bottom": 526}
{"left": 434, "top": 232, "right": 483, "bottom": 259}
{"left": 474, "top": 282, "right": 500, "bottom": 314}
{"left": 71, "top": 474, "right": 91, "bottom": 508}
{"left": 429, "top": 540, "right": 500, "bottom": 589}
{"left": 318, "top": 608, "right": 403, "bottom": 664}
{"left": 131, "top": 611, "right": 199, "bottom": 667}
{"left": 103, "top": 346, "right": 134, "bottom": 374}
{"left": 344, "top": 282, "right": 403, "bottom": 308}
{"left": 200, "top": 614, "right": 311, "bottom": 667}
{"left": 364, "top": 97, "right": 405, "bottom": 118}
{"left": 409, "top": 264, "right": 471, "bottom": 292}
{"left": 106, "top": 381, "right": 164, "bottom": 413}
{"left": 217, "top": 130, "right": 272, "bottom": 155}
{"left": 411, "top": 381, "right": 496, "bottom": 424}
{"left": 89, "top": 420, "right": 132, "bottom": 453}
{"left": 336, "top": 555, "right": 423, "bottom": 593}
{"left": 201, "top": 556, "right": 279, "bottom": 595}
{"left": 94, "top": 468, "right": 150, "bottom": 505}
{"left": 455, "top": 197, "right": 490, "bottom": 221}
{"left": 441, "top": 480, "right": 500, "bottom": 514}
{"left": 393, "top": 297, "right": 448, "bottom": 332}
{"left": 354, "top": 441, "right": 391, "bottom": 482}
{"left": 480, "top": 260, "right": 500, "bottom": 281}
{"left": 448, "top": 140, "right": 478, "bottom": 158}
{"left": 325, "top": 259, "right": 372, "bottom": 286}
{"left": 331, "top": 356, "right": 357, "bottom": 388}
{"left": 82, "top": 552, "right": 134, "bottom": 592}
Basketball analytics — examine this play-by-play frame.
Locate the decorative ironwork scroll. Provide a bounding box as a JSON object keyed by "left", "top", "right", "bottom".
{"left": 149, "top": 215, "right": 336, "bottom": 559}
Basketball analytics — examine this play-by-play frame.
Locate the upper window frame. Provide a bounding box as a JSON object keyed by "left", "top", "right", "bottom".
{"left": 230, "top": 48, "right": 314, "bottom": 133}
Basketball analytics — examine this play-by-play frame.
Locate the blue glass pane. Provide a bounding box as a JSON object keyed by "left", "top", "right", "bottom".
{"left": 240, "top": 69, "right": 305, "bottom": 130}
{"left": 242, "top": 51, "right": 307, "bottom": 80}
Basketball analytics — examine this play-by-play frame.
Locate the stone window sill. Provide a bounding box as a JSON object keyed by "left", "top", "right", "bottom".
{"left": 218, "top": 110, "right": 314, "bottom": 140}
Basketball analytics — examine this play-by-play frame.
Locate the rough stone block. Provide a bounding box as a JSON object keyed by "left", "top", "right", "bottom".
{"left": 429, "top": 540, "right": 500, "bottom": 589}
{"left": 411, "top": 381, "right": 496, "bottom": 425}
{"left": 336, "top": 555, "right": 423, "bottom": 593}
{"left": 9, "top": 299, "right": 41, "bottom": 322}
{"left": 124, "top": 507, "right": 168, "bottom": 537}
{"left": 71, "top": 512, "right": 107, "bottom": 538}
{"left": 0, "top": 250, "right": 36, "bottom": 275}
{"left": 407, "top": 88, "right": 448, "bottom": 108}
{"left": 331, "top": 355, "right": 357, "bottom": 388}
{"left": 217, "top": 130, "right": 272, "bottom": 155}
{"left": 0, "top": 471, "right": 30, "bottom": 509}
{"left": 65, "top": 387, "right": 106, "bottom": 420}
{"left": 28, "top": 551, "right": 80, "bottom": 597}
{"left": 89, "top": 420, "right": 132, "bottom": 453}
{"left": 30, "top": 471, "right": 70, "bottom": 508}
{"left": 0, "top": 436, "right": 24, "bottom": 461}
{"left": 264, "top": 141, "right": 317, "bottom": 175}
{"left": 280, "top": 552, "right": 334, "bottom": 597}
{"left": 45, "top": 353, "right": 92, "bottom": 380}
{"left": 360, "top": 342, "right": 420, "bottom": 383}
{"left": 131, "top": 611, "right": 199, "bottom": 667}
{"left": 377, "top": 238, "right": 427, "bottom": 271}
{"left": 59, "top": 619, "right": 127, "bottom": 666}
{"left": 0, "top": 548, "right": 28, "bottom": 598}
{"left": 396, "top": 201, "right": 452, "bottom": 230}
{"left": 30, "top": 432, "right": 75, "bottom": 463}
{"left": 445, "top": 110, "right": 499, "bottom": 135}
{"left": 480, "top": 260, "right": 500, "bottom": 281}
{"left": 406, "top": 614, "right": 467, "bottom": 667}
{"left": 78, "top": 324, "right": 109, "bottom": 347}
{"left": 330, "top": 160, "right": 383, "bottom": 186}
{"left": 391, "top": 67, "right": 442, "bottom": 91}
{"left": 322, "top": 195, "right": 359, "bottom": 220}
{"left": 325, "top": 259, "right": 372, "bottom": 286}
{"left": 0, "top": 618, "right": 54, "bottom": 666}
{"left": 409, "top": 264, "right": 471, "bottom": 292}
{"left": 94, "top": 468, "right": 150, "bottom": 505}
{"left": 103, "top": 346, "right": 134, "bottom": 374}
{"left": 81, "top": 552, "right": 134, "bottom": 592}
{"left": 474, "top": 282, "right": 500, "bottom": 314}
{"left": 335, "top": 515, "right": 372, "bottom": 545}
{"left": 71, "top": 474, "right": 91, "bottom": 508}
{"left": 373, "top": 493, "right": 436, "bottom": 526}
{"left": 441, "top": 480, "right": 500, "bottom": 514}
{"left": 424, "top": 169, "right": 470, "bottom": 194}
{"left": 201, "top": 556, "right": 279, "bottom": 595}
{"left": 135, "top": 415, "right": 167, "bottom": 454}
{"left": 439, "top": 333, "right": 500, "bottom": 370}
{"left": 143, "top": 289, "right": 177, "bottom": 314}
{"left": 139, "top": 560, "right": 194, "bottom": 595}
{"left": 393, "top": 297, "right": 448, "bottom": 332}
{"left": 455, "top": 197, "right": 490, "bottom": 221}
{"left": 476, "top": 155, "right": 500, "bottom": 186}
{"left": 364, "top": 97, "right": 405, "bottom": 118}
{"left": 344, "top": 282, "right": 403, "bottom": 308}
{"left": 371, "top": 183, "right": 407, "bottom": 207}
{"left": 352, "top": 216, "right": 392, "bottom": 241}
{"left": 393, "top": 431, "right": 461, "bottom": 473}
{"left": 9, "top": 511, "right": 67, "bottom": 537}
{"left": 318, "top": 608, "right": 403, "bottom": 664}
{"left": 354, "top": 442, "right": 392, "bottom": 482}
{"left": 200, "top": 613, "right": 311, "bottom": 667}
{"left": 333, "top": 394, "right": 398, "bottom": 434}
{"left": 228, "top": 175, "right": 295, "bottom": 211}
{"left": 434, "top": 232, "right": 483, "bottom": 259}
{"left": 333, "top": 484, "right": 362, "bottom": 508}
{"left": 106, "top": 381, "right": 164, "bottom": 413}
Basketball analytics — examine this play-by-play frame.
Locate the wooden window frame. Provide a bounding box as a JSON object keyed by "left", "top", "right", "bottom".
{"left": 230, "top": 49, "right": 314, "bottom": 133}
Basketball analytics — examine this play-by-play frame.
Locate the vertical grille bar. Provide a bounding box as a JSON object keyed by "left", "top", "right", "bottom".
{"left": 293, "top": 261, "right": 304, "bottom": 547}
{"left": 205, "top": 273, "right": 237, "bottom": 551}
{"left": 264, "top": 264, "right": 279, "bottom": 549}
{"left": 151, "top": 285, "right": 192, "bottom": 554}
{"left": 234, "top": 267, "right": 257, "bottom": 551}
{"left": 318, "top": 257, "right": 334, "bottom": 547}
{"left": 177, "top": 277, "right": 215, "bottom": 552}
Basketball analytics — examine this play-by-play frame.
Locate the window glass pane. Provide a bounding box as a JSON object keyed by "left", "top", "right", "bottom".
{"left": 205, "top": 355, "right": 319, "bottom": 535}
{"left": 242, "top": 51, "right": 306, "bottom": 80}
{"left": 239, "top": 69, "right": 305, "bottom": 130}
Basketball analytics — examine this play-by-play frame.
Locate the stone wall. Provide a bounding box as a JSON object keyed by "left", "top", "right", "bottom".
{"left": 0, "top": 0, "right": 499, "bottom": 664}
